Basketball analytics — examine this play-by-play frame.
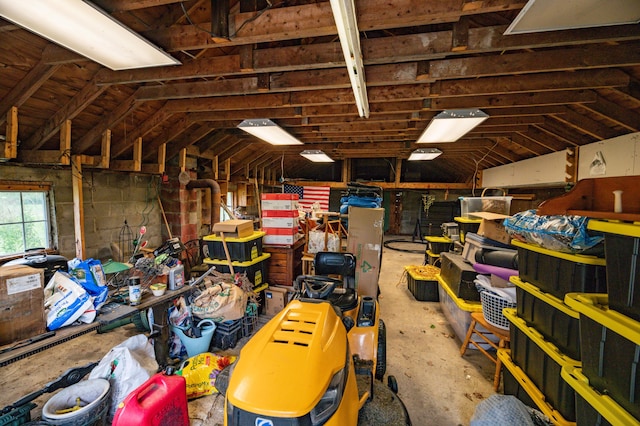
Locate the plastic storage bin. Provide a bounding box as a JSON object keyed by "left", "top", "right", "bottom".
{"left": 588, "top": 220, "right": 640, "bottom": 321}
{"left": 405, "top": 265, "right": 439, "bottom": 302}
{"left": 513, "top": 240, "right": 606, "bottom": 300}
{"left": 212, "top": 318, "right": 243, "bottom": 350}
{"left": 435, "top": 274, "right": 498, "bottom": 350}
{"left": 424, "top": 236, "right": 452, "bottom": 255}
{"left": 459, "top": 195, "right": 512, "bottom": 218}
{"left": 454, "top": 216, "right": 481, "bottom": 244}
{"left": 440, "top": 252, "right": 482, "bottom": 301}
{"left": 462, "top": 232, "right": 517, "bottom": 267}
{"left": 204, "top": 252, "right": 271, "bottom": 287}
{"left": 499, "top": 349, "right": 576, "bottom": 426}
{"left": 562, "top": 365, "right": 639, "bottom": 426}
{"left": 512, "top": 277, "right": 581, "bottom": 361}
{"left": 564, "top": 293, "right": 640, "bottom": 422}
{"left": 504, "top": 308, "right": 579, "bottom": 422}
{"left": 202, "top": 231, "right": 265, "bottom": 262}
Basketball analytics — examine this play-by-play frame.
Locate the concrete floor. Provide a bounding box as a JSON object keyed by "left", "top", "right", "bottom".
{"left": 0, "top": 236, "right": 497, "bottom": 425}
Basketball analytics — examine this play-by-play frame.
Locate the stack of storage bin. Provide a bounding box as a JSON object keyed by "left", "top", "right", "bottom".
{"left": 260, "top": 193, "right": 302, "bottom": 246}
{"left": 424, "top": 235, "right": 453, "bottom": 266}
{"left": 561, "top": 220, "right": 640, "bottom": 425}
{"left": 500, "top": 238, "right": 608, "bottom": 425}
{"left": 436, "top": 251, "right": 495, "bottom": 350}
{"left": 202, "top": 230, "right": 270, "bottom": 291}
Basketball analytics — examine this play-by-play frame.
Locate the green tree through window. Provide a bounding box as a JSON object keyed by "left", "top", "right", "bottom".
{"left": 0, "top": 191, "right": 50, "bottom": 256}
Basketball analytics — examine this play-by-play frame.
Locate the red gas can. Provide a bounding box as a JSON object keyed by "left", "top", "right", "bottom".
{"left": 112, "top": 369, "right": 189, "bottom": 426}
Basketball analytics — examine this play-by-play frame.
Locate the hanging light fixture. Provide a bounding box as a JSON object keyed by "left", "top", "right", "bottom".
{"left": 0, "top": 0, "right": 180, "bottom": 70}
{"left": 237, "top": 119, "right": 303, "bottom": 145}
{"left": 329, "top": 0, "right": 369, "bottom": 118}
{"left": 417, "top": 109, "right": 489, "bottom": 143}
{"left": 408, "top": 148, "right": 442, "bottom": 161}
{"left": 300, "top": 150, "right": 334, "bottom": 162}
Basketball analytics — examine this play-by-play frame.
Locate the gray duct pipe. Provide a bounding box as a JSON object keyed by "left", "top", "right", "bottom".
{"left": 186, "top": 178, "right": 221, "bottom": 226}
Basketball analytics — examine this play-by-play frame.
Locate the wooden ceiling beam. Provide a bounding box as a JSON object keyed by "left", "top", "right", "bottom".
{"left": 578, "top": 95, "right": 640, "bottom": 131}
{"left": 550, "top": 108, "right": 622, "bottom": 141}
{"left": 0, "top": 60, "right": 59, "bottom": 127}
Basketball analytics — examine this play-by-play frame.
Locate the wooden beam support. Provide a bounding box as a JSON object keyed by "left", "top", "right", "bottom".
{"left": 59, "top": 119, "right": 71, "bottom": 166}
{"left": 2, "top": 106, "right": 18, "bottom": 159}
{"left": 72, "top": 155, "right": 86, "bottom": 259}
{"left": 110, "top": 137, "right": 143, "bottom": 171}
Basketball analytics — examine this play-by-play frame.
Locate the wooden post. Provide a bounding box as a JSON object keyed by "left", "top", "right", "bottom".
{"left": 60, "top": 119, "right": 71, "bottom": 165}
{"left": 2, "top": 106, "right": 18, "bottom": 159}
{"left": 72, "top": 155, "right": 86, "bottom": 259}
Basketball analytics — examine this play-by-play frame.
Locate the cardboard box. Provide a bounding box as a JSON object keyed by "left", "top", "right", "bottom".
{"left": 212, "top": 219, "right": 254, "bottom": 238}
{"left": 263, "top": 233, "right": 303, "bottom": 246}
{"left": 346, "top": 207, "right": 385, "bottom": 299}
{"left": 469, "top": 212, "right": 511, "bottom": 245}
{"left": 261, "top": 199, "right": 299, "bottom": 210}
{"left": 0, "top": 265, "right": 46, "bottom": 346}
{"left": 262, "top": 216, "right": 299, "bottom": 228}
{"left": 264, "top": 285, "right": 294, "bottom": 316}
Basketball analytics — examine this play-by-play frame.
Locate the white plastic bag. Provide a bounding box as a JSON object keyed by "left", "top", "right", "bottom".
{"left": 44, "top": 271, "right": 94, "bottom": 330}
{"left": 89, "top": 334, "right": 159, "bottom": 422}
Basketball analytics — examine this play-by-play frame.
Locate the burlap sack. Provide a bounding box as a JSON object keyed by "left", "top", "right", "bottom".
{"left": 191, "top": 282, "right": 248, "bottom": 321}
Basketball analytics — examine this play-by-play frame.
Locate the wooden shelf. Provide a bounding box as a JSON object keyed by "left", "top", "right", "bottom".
{"left": 537, "top": 176, "right": 640, "bottom": 222}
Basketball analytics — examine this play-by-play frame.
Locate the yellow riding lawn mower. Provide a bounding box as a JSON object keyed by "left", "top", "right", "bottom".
{"left": 216, "top": 252, "right": 411, "bottom": 425}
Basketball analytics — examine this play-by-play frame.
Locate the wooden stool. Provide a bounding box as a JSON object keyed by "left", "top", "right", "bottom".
{"left": 460, "top": 312, "right": 511, "bottom": 391}
{"left": 301, "top": 254, "right": 315, "bottom": 275}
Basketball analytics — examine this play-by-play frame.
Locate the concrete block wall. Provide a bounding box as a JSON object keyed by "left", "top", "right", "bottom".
{"left": 0, "top": 164, "right": 162, "bottom": 262}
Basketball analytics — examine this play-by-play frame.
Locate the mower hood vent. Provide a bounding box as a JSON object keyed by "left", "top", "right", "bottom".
{"left": 271, "top": 308, "right": 320, "bottom": 347}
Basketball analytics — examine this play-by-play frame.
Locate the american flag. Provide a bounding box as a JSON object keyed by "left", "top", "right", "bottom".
{"left": 284, "top": 184, "right": 331, "bottom": 211}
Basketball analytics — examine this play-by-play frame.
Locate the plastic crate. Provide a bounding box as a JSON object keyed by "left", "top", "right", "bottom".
{"left": 439, "top": 252, "right": 482, "bottom": 302}
{"left": 425, "top": 249, "right": 440, "bottom": 266}
{"left": 504, "top": 309, "right": 579, "bottom": 422}
{"left": 498, "top": 349, "right": 576, "bottom": 426}
{"left": 202, "top": 231, "right": 265, "bottom": 262}
{"left": 512, "top": 277, "right": 581, "bottom": 361}
{"left": 242, "top": 303, "right": 259, "bottom": 338}
{"left": 479, "top": 289, "right": 516, "bottom": 330}
{"left": 405, "top": 265, "right": 439, "bottom": 302}
{"left": 588, "top": 220, "right": 640, "bottom": 321}
{"left": 424, "top": 236, "right": 452, "bottom": 255}
{"left": 562, "top": 365, "right": 639, "bottom": 426}
{"left": 459, "top": 195, "right": 512, "bottom": 218}
{"left": 454, "top": 216, "right": 482, "bottom": 244}
{"left": 203, "top": 252, "right": 271, "bottom": 287}
{"left": 436, "top": 274, "right": 499, "bottom": 351}
{"left": 212, "top": 319, "right": 243, "bottom": 350}
{"left": 513, "top": 240, "right": 607, "bottom": 300}
{"left": 564, "top": 293, "right": 640, "bottom": 422}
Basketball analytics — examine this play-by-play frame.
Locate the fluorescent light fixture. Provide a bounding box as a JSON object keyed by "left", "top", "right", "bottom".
{"left": 237, "top": 119, "right": 303, "bottom": 145}
{"left": 408, "top": 148, "right": 442, "bottom": 161}
{"left": 505, "top": 0, "right": 640, "bottom": 35}
{"left": 329, "top": 0, "right": 369, "bottom": 118}
{"left": 417, "top": 109, "right": 489, "bottom": 143}
{"left": 300, "top": 150, "right": 334, "bottom": 162}
{"left": 0, "top": 0, "right": 180, "bottom": 70}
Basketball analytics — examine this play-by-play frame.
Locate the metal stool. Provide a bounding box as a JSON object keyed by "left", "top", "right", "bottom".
{"left": 460, "top": 312, "right": 511, "bottom": 391}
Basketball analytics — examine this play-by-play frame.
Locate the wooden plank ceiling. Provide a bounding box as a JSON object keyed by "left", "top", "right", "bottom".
{"left": 1, "top": 0, "right": 639, "bottom": 185}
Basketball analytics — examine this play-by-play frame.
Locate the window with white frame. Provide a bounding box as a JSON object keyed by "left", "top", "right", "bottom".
{"left": 0, "top": 186, "right": 53, "bottom": 256}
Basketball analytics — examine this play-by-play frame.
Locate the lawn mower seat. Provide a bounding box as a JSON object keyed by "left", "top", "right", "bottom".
{"left": 313, "top": 252, "right": 358, "bottom": 312}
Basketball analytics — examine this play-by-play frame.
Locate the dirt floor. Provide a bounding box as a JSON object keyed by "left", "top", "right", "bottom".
{"left": 0, "top": 236, "right": 497, "bottom": 425}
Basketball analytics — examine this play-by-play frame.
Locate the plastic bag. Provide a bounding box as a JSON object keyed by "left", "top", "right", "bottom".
{"left": 88, "top": 334, "right": 159, "bottom": 422}
{"left": 177, "top": 352, "right": 237, "bottom": 399}
{"left": 44, "top": 271, "right": 94, "bottom": 330}
{"left": 307, "top": 230, "right": 340, "bottom": 253}
{"left": 471, "top": 394, "right": 551, "bottom": 426}
{"left": 191, "top": 282, "right": 248, "bottom": 321}
{"left": 68, "top": 258, "right": 109, "bottom": 310}
{"left": 503, "top": 209, "right": 604, "bottom": 253}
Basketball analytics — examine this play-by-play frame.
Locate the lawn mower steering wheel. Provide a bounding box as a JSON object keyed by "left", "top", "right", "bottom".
{"left": 302, "top": 276, "right": 342, "bottom": 299}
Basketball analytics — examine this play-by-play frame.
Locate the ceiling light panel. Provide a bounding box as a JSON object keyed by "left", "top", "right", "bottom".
{"left": 0, "top": 0, "right": 180, "bottom": 70}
